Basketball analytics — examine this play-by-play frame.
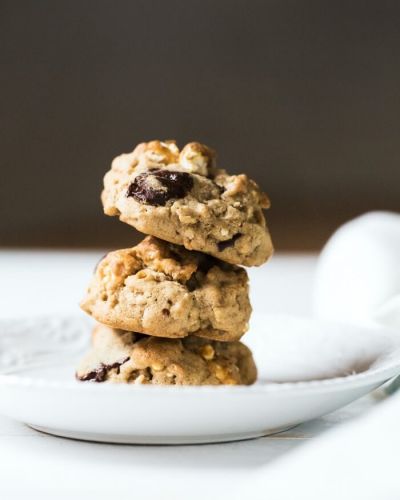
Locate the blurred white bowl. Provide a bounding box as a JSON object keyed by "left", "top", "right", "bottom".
{"left": 313, "top": 211, "right": 400, "bottom": 330}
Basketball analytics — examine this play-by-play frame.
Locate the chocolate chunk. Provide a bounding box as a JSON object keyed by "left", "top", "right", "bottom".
{"left": 77, "top": 357, "right": 130, "bottom": 383}
{"left": 78, "top": 366, "right": 107, "bottom": 382}
{"left": 217, "top": 233, "right": 241, "bottom": 252}
{"left": 126, "top": 169, "right": 193, "bottom": 206}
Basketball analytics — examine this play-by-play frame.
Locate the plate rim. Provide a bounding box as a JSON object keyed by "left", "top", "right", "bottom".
{"left": 1, "top": 313, "right": 400, "bottom": 396}
{"left": 1, "top": 357, "right": 399, "bottom": 396}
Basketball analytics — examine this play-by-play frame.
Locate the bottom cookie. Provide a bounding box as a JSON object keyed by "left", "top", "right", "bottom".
{"left": 76, "top": 324, "right": 257, "bottom": 386}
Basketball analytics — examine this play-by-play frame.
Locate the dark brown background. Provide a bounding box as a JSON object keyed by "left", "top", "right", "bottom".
{"left": 1, "top": 0, "right": 399, "bottom": 251}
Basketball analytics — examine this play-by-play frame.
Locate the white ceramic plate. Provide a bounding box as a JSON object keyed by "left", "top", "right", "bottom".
{"left": 0, "top": 314, "right": 399, "bottom": 444}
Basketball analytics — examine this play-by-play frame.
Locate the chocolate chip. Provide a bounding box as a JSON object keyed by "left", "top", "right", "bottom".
{"left": 162, "top": 308, "right": 170, "bottom": 316}
{"left": 126, "top": 169, "right": 194, "bottom": 206}
{"left": 217, "top": 233, "right": 241, "bottom": 252}
{"left": 77, "top": 366, "right": 107, "bottom": 382}
{"left": 77, "top": 357, "right": 130, "bottom": 383}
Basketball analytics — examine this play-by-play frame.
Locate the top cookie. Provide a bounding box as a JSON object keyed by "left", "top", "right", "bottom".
{"left": 101, "top": 140, "right": 273, "bottom": 266}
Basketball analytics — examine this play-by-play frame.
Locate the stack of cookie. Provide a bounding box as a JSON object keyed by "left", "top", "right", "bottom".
{"left": 76, "top": 140, "right": 273, "bottom": 385}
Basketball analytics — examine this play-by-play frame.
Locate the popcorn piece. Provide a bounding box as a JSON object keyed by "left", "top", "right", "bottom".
{"left": 200, "top": 344, "right": 215, "bottom": 360}
{"left": 179, "top": 142, "right": 215, "bottom": 176}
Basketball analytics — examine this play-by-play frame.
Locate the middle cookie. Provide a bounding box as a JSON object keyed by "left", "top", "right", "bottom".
{"left": 81, "top": 236, "right": 251, "bottom": 341}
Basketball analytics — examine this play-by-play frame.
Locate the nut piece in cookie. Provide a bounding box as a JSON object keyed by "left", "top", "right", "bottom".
{"left": 101, "top": 140, "right": 273, "bottom": 266}
{"left": 76, "top": 324, "right": 257, "bottom": 386}
{"left": 80, "top": 236, "right": 252, "bottom": 341}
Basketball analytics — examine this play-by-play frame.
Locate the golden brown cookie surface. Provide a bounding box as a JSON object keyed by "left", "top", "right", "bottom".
{"left": 76, "top": 324, "right": 257, "bottom": 386}
{"left": 81, "top": 236, "right": 251, "bottom": 341}
{"left": 101, "top": 140, "right": 273, "bottom": 266}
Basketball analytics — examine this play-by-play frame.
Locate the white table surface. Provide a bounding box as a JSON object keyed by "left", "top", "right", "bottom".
{"left": 0, "top": 250, "right": 380, "bottom": 499}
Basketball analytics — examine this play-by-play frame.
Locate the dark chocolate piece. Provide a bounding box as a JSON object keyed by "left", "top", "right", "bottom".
{"left": 126, "top": 169, "right": 193, "bottom": 206}
{"left": 77, "top": 357, "right": 130, "bottom": 383}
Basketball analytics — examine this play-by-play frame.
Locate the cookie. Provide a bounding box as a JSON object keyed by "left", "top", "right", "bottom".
{"left": 80, "top": 236, "right": 251, "bottom": 341}
{"left": 76, "top": 324, "right": 257, "bottom": 385}
{"left": 101, "top": 140, "right": 273, "bottom": 266}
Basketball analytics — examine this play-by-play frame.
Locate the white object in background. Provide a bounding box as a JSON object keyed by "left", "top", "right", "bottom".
{"left": 313, "top": 211, "right": 400, "bottom": 329}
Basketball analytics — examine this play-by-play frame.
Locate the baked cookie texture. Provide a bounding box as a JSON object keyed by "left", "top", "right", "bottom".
{"left": 80, "top": 236, "right": 251, "bottom": 341}
{"left": 101, "top": 140, "right": 273, "bottom": 266}
{"left": 76, "top": 324, "right": 257, "bottom": 386}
